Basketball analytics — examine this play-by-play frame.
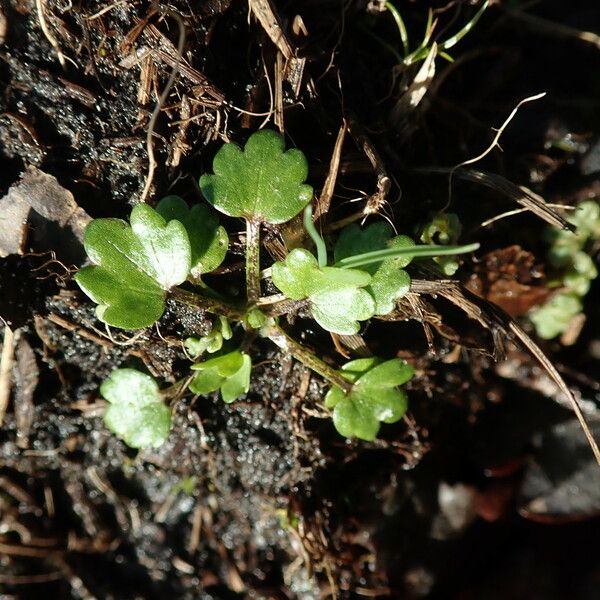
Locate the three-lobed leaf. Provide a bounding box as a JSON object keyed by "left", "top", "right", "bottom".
{"left": 156, "top": 195, "right": 228, "bottom": 278}
{"left": 75, "top": 204, "right": 191, "bottom": 329}
{"left": 101, "top": 368, "right": 171, "bottom": 448}
{"left": 190, "top": 350, "right": 252, "bottom": 403}
{"left": 334, "top": 223, "right": 414, "bottom": 315}
{"left": 325, "top": 358, "right": 414, "bottom": 440}
{"left": 199, "top": 130, "right": 313, "bottom": 224}
{"left": 271, "top": 248, "right": 375, "bottom": 334}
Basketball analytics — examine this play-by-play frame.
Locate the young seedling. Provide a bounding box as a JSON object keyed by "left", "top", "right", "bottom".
{"left": 199, "top": 130, "right": 313, "bottom": 303}
{"left": 271, "top": 248, "right": 375, "bottom": 334}
{"left": 185, "top": 316, "right": 233, "bottom": 357}
{"left": 382, "top": 0, "right": 489, "bottom": 66}
{"left": 75, "top": 129, "right": 481, "bottom": 448}
{"left": 324, "top": 358, "right": 415, "bottom": 440}
{"left": 419, "top": 212, "right": 463, "bottom": 276}
{"left": 334, "top": 222, "right": 413, "bottom": 315}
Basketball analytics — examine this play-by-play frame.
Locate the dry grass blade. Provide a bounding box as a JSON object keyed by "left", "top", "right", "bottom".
{"left": 314, "top": 120, "right": 347, "bottom": 220}
{"left": 411, "top": 278, "right": 600, "bottom": 465}
{"left": 390, "top": 43, "right": 437, "bottom": 127}
{"left": 413, "top": 166, "right": 569, "bottom": 229}
{"left": 0, "top": 324, "right": 16, "bottom": 426}
{"left": 248, "top": 0, "right": 293, "bottom": 59}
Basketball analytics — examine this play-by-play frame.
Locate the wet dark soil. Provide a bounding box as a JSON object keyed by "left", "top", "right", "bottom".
{"left": 1, "top": 1, "right": 600, "bottom": 598}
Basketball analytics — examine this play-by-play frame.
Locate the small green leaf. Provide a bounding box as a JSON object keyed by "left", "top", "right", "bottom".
{"left": 190, "top": 350, "right": 252, "bottom": 403}
{"left": 271, "top": 248, "right": 375, "bottom": 334}
{"left": 156, "top": 195, "right": 228, "bottom": 277}
{"left": 530, "top": 292, "right": 583, "bottom": 339}
{"left": 199, "top": 130, "right": 313, "bottom": 224}
{"left": 75, "top": 205, "right": 191, "bottom": 329}
{"left": 189, "top": 368, "right": 227, "bottom": 394}
{"left": 310, "top": 288, "right": 375, "bottom": 334}
{"left": 324, "top": 358, "right": 414, "bottom": 441}
{"left": 185, "top": 331, "right": 223, "bottom": 356}
{"left": 101, "top": 369, "right": 171, "bottom": 448}
{"left": 334, "top": 224, "right": 414, "bottom": 315}
{"left": 221, "top": 354, "right": 252, "bottom": 403}
{"left": 334, "top": 222, "right": 394, "bottom": 274}
{"left": 184, "top": 317, "right": 232, "bottom": 357}
{"left": 420, "top": 212, "right": 463, "bottom": 275}
{"left": 369, "top": 261, "right": 411, "bottom": 315}
{"left": 246, "top": 308, "right": 268, "bottom": 329}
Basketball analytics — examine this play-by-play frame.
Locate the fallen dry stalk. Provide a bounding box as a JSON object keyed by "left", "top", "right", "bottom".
{"left": 0, "top": 324, "right": 16, "bottom": 425}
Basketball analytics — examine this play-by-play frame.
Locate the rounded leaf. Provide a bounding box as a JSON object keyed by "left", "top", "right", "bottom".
{"left": 156, "top": 196, "right": 228, "bottom": 276}
{"left": 100, "top": 369, "right": 171, "bottom": 449}
{"left": 199, "top": 130, "right": 313, "bottom": 224}
{"left": 75, "top": 205, "right": 191, "bottom": 329}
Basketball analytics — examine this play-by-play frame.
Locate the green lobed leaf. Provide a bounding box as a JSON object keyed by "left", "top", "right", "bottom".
{"left": 199, "top": 130, "right": 313, "bottom": 224}
{"left": 185, "top": 331, "right": 223, "bottom": 356}
{"left": 334, "top": 222, "right": 394, "bottom": 274}
{"left": 156, "top": 195, "right": 228, "bottom": 277}
{"left": 334, "top": 224, "right": 415, "bottom": 315}
{"left": 100, "top": 369, "right": 171, "bottom": 448}
{"left": 567, "top": 200, "right": 600, "bottom": 240}
{"left": 190, "top": 350, "right": 252, "bottom": 403}
{"left": 310, "top": 287, "right": 376, "bottom": 335}
{"left": 271, "top": 248, "right": 375, "bottom": 334}
{"left": 369, "top": 261, "right": 411, "bottom": 315}
{"left": 75, "top": 205, "right": 191, "bottom": 329}
{"left": 189, "top": 368, "right": 227, "bottom": 395}
{"left": 324, "top": 358, "right": 414, "bottom": 441}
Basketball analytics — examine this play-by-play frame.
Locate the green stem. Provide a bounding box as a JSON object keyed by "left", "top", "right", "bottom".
{"left": 385, "top": 1, "right": 409, "bottom": 56}
{"left": 170, "top": 287, "right": 243, "bottom": 320}
{"left": 263, "top": 322, "right": 353, "bottom": 393}
{"left": 303, "top": 204, "right": 328, "bottom": 268}
{"left": 335, "top": 242, "right": 480, "bottom": 269}
{"left": 439, "top": 0, "right": 489, "bottom": 52}
{"left": 245, "top": 219, "right": 261, "bottom": 305}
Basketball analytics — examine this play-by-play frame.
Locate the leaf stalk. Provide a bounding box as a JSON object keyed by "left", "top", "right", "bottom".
{"left": 264, "top": 322, "right": 353, "bottom": 393}
{"left": 245, "top": 219, "right": 261, "bottom": 304}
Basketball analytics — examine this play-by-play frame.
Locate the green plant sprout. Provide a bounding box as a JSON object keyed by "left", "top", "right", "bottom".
{"left": 529, "top": 200, "right": 600, "bottom": 339}
{"left": 75, "top": 130, "right": 480, "bottom": 447}
{"left": 185, "top": 316, "right": 232, "bottom": 356}
{"left": 372, "top": 0, "right": 489, "bottom": 66}
{"left": 420, "top": 212, "right": 463, "bottom": 276}
{"left": 199, "top": 129, "right": 312, "bottom": 304}
{"left": 325, "top": 358, "right": 414, "bottom": 441}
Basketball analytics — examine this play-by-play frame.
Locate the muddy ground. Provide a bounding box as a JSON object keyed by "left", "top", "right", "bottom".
{"left": 1, "top": 0, "right": 600, "bottom": 598}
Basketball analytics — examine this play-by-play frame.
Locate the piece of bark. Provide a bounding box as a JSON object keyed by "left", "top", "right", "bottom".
{"left": 0, "top": 167, "right": 91, "bottom": 263}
